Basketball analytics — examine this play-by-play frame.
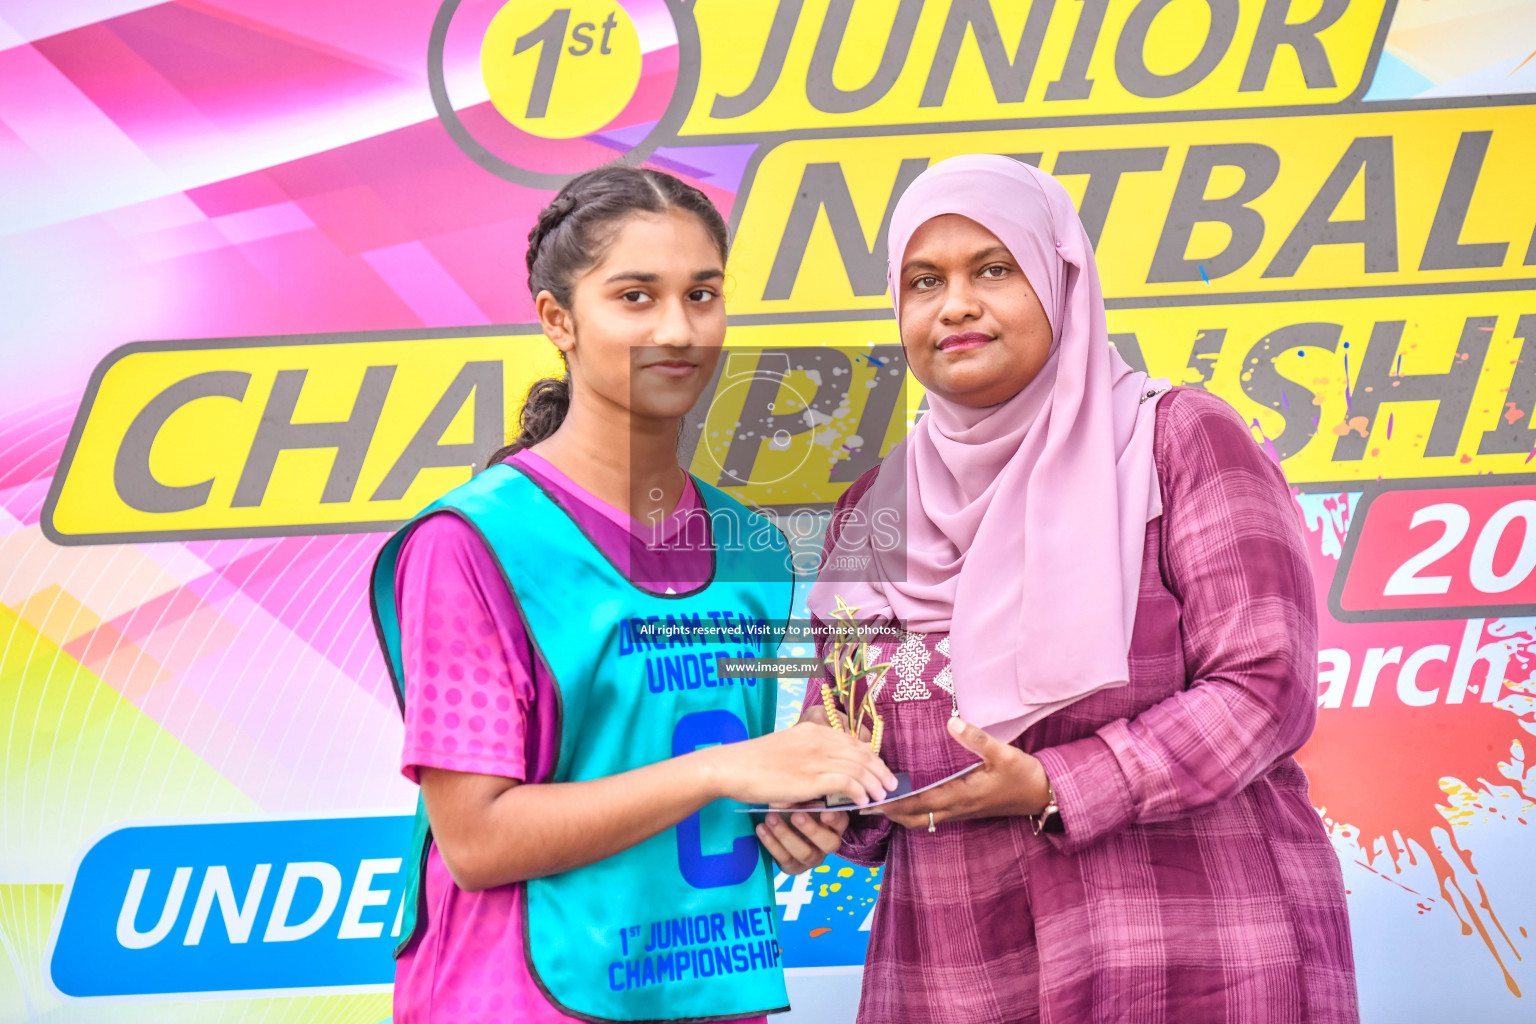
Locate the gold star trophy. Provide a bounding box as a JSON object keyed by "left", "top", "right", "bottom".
{"left": 820, "top": 596, "right": 892, "bottom": 761}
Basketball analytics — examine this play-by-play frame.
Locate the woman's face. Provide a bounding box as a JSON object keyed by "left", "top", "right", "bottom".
{"left": 540, "top": 207, "right": 727, "bottom": 422}
{"left": 897, "top": 214, "right": 1054, "bottom": 408}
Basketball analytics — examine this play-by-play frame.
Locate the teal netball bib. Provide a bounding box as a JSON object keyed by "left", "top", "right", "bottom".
{"left": 371, "top": 464, "right": 795, "bottom": 1022}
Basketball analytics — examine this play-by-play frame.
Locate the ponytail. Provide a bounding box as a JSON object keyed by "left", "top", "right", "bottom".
{"left": 485, "top": 371, "right": 570, "bottom": 467}
{"left": 484, "top": 162, "right": 729, "bottom": 469}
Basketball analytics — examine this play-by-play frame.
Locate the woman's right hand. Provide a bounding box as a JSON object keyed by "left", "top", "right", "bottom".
{"left": 704, "top": 721, "right": 897, "bottom": 807}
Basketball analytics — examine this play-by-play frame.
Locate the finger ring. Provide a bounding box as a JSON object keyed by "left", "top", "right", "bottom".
{"left": 927, "top": 812, "right": 936, "bottom": 833}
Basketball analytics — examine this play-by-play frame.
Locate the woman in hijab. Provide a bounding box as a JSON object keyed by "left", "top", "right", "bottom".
{"left": 792, "top": 155, "right": 1358, "bottom": 1023}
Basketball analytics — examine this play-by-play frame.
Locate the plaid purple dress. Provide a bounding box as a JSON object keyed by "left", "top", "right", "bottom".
{"left": 805, "top": 387, "right": 1358, "bottom": 1024}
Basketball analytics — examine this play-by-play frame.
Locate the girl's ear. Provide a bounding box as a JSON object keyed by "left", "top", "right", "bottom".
{"left": 535, "top": 289, "right": 575, "bottom": 353}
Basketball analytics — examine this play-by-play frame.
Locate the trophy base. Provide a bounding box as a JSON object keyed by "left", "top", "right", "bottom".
{"left": 822, "top": 771, "right": 913, "bottom": 808}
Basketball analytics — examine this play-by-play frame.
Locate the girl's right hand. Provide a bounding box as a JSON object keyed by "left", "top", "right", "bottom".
{"left": 704, "top": 721, "right": 898, "bottom": 807}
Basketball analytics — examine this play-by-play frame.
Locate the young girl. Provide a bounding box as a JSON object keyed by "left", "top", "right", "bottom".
{"left": 371, "top": 165, "right": 895, "bottom": 1023}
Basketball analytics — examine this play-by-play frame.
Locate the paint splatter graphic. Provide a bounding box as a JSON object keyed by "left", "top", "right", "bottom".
{"left": 1344, "top": 348, "right": 1353, "bottom": 411}
{"left": 771, "top": 862, "right": 880, "bottom": 966}
{"left": 1249, "top": 418, "right": 1282, "bottom": 465}
{"left": 1332, "top": 416, "right": 1370, "bottom": 438}
{"left": 1298, "top": 494, "right": 1536, "bottom": 995}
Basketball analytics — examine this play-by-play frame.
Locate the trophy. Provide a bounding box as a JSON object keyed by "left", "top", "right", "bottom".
{"left": 819, "top": 597, "right": 893, "bottom": 805}
{"left": 733, "top": 597, "right": 973, "bottom": 817}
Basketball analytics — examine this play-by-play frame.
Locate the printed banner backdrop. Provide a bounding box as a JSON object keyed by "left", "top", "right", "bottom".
{"left": 3, "top": 1, "right": 1535, "bottom": 1021}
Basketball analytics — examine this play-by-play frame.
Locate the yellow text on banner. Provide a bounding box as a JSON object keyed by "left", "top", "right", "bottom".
{"left": 724, "top": 102, "right": 1536, "bottom": 314}
{"left": 681, "top": 0, "right": 1391, "bottom": 136}
{"left": 44, "top": 293, "right": 1536, "bottom": 540}
{"left": 46, "top": 333, "right": 561, "bottom": 544}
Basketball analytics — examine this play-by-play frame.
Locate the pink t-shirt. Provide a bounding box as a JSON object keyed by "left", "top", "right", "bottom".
{"left": 391, "top": 450, "right": 766, "bottom": 1024}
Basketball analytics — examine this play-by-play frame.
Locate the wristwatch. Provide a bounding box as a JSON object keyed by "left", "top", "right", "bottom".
{"left": 1031, "top": 776, "right": 1063, "bottom": 835}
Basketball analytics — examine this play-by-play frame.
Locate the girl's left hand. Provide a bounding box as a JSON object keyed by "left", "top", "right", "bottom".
{"left": 756, "top": 809, "right": 850, "bottom": 875}
{"left": 879, "top": 717, "right": 1051, "bottom": 829}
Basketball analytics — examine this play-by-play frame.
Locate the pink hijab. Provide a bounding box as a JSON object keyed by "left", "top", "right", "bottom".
{"left": 808, "top": 154, "right": 1170, "bottom": 742}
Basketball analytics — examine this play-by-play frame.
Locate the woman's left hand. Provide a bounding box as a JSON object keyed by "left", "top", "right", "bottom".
{"left": 879, "top": 717, "right": 1051, "bottom": 829}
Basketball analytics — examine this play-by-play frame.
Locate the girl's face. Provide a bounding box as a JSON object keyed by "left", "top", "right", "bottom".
{"left": 543, "top": 207, "right": 727, "bottom": 423}
{"left": 897, "top": 214, "right": 1054, "bottom": 408}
